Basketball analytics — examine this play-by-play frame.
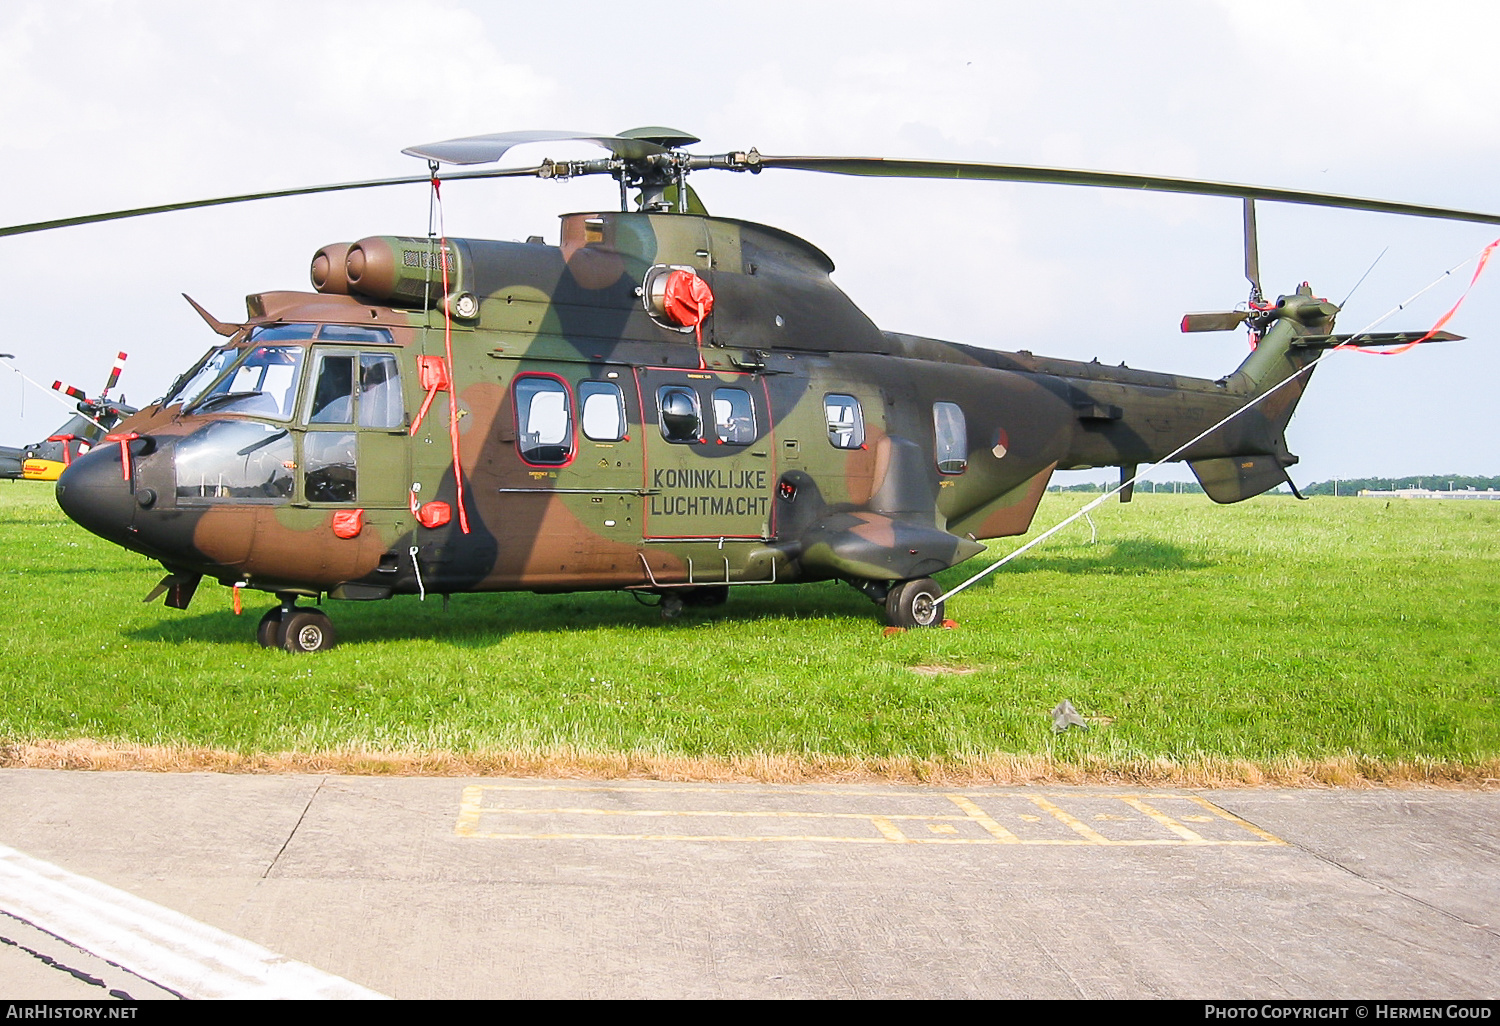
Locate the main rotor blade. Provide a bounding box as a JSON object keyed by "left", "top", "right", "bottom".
{"left": 1243, "top": 198, "right": 1261, "bottom": 297}
{"left": 755, "top": 156, "right": 1500, "bottom": 227}
{"left": 0, "top": 165, "right": 547, "bottom": 239}
{"left": 403, "top": 130, "right": 668, "bottom": 165}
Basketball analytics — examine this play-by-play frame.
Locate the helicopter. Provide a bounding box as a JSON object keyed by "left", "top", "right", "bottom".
{"left": 10, "top": 127, "right": 1494, "bottom": 652}
{"left": 1, "top": 353, "right": 135, "bottom": 481}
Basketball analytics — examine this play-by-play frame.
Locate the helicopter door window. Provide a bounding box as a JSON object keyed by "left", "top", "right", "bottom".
{"left": 306, "top": 353, "right": 356, "bottom": 425}
{"left": 712, "top": 388, "right": 756, "bottom": 445}
{"left": 304, "top": 432, "right": 357, "bottom": 503}
{"left": 824, "top": 394, "right": 865, "bottom": 450}
{"left": 933, "top": 401, "right": 968, "bottom": 474}
{"left": 657, "top": 386, "right": 702, "bottom": 443}
{"left": 357, "top": 353, "right": 404, "bottom": 429}
{"left": 514, "top": 375, "right": 574, "bottom": 465}
{"left": 580, "top": 381, "right": 627, "bottom": 442}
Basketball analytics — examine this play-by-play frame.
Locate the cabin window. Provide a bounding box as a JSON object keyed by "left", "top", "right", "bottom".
{"left": 304, "top": 432, "right": 357, "bottom": 502}
{"left": 174, "top": 421, "right": 294, "bottom": 501}
{"left": 712, "top": 388, "right": 756, "bottom": 445}
{"left": 515, "top": 376, "right": 574, "bottom": 465}
{"left": 824, "top": 394, "right": 865, "bottom": 450}
{"left": 933, "top": 401, "right": 967, "bottom": 474}
{"left": 580, "top": 381, "right": 627, "bottom": 441}
{"left": 657, "top": 386, "right": 702, "bottom": 443}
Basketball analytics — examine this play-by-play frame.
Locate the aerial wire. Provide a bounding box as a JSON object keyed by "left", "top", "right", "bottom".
{"left": 935, "top": 237, "right": 1499, "bottom": 605}
{"left": 0, "top": 356, "right": 110, "bottom": 432}
{"left": 1339, "top": 247, "right": 1388, "bottom": 309}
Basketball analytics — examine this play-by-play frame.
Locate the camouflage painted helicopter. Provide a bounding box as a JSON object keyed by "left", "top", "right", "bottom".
{"left": 8, "top": 128, "right": 1494, "bottom": 651}
{"left": 1, "top": 353, "right": 135, "bottom": 481}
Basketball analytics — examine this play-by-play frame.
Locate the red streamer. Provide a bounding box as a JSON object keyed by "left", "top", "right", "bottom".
{"left": 1339, "top": 239, "right": 1498, "bottom": 355}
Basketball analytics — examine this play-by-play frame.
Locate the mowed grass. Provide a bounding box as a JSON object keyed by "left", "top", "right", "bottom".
{"left": 1, "top": 479, "right": 1496, "bottom": 780}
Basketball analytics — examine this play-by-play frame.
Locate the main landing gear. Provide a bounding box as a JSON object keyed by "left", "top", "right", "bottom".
{"left": 257, "top": 594, "right": 338, "bottom": 653}
{"left": 857, "top": 576, "right": 946, "bottom": 629}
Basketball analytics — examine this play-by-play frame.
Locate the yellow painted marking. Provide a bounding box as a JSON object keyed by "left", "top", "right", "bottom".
{"left": 1118, "top": 797, "right": 1206, "bottom": 842}
{"left": 473, "top": 807, "right": 970, "bottom": 823}
{"left": 1029, "top": 797, "right": 1112, "bottom": 843}
{"left": 1093, "top": 814, "right": 1127, "bottom": 821}
{"left": 454, "top": 785, "right": 485, "bottom": 837}
{"left": 1184, "top": 795, "right": 1289, "bottom": 845}
{"left": 453, "top": 787, "right": 1287, "bottom": 847}
{"left": 946, "top": 795, "right": 1021, "bottom": 843}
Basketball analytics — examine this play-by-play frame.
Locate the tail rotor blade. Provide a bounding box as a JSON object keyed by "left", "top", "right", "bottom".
{"left": 52, "top": 380, "right": 88, "bottom": 402}
{"left": 1181, "top": 311, "right": 1251, "bottom": 333}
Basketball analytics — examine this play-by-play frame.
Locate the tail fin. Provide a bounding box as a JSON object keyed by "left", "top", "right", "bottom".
{"left": 1187, "top": 284, "right": 1335, "bottom": 503}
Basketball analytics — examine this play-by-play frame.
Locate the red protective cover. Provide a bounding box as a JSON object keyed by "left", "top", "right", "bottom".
{"left": 417, "top": 355, "right": 451, "bottom": 391}
{"left": 662, "top": 270, "right": 714, "bottom": 330}
{"left": 417, "top": 501, "right": 451, "bottom": 528}
{"left": 332, "top": 508, "right": 364, "bottom": 539}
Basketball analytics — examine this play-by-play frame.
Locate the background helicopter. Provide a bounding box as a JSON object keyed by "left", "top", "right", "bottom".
{"left": 1, "top": 353, "right": 135, "bottom": 481}
{"left": 10, "top": 128, "right": 1494, "bottom": 650}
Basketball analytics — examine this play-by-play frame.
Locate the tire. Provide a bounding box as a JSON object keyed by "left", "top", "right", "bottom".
{"left": 256, "top": 608, "right": 285, "bottom": 649}
{"left": 884, "top": 577, "right": 945, "bottom": 628}
{"left": 681, "top": 586, "right": 729, "bottom": 608}
{"left": 281, "top": 610, "right": 338, "bottom": 653}
{"left": 660, "top": 594, "right": 685, "bottom": 621}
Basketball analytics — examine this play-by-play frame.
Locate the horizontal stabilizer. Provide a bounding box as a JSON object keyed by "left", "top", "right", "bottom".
{"left": 1290, "top": 330, "right": 1463, "bottom": 349}
{"left": 1181, "top": 311, "right": 1250, "bottom": 333}
{"left": 1188, "top": 454, "right": 1291, "bottom": 504}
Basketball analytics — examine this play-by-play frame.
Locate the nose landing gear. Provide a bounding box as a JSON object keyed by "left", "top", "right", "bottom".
{"left": 257, "top": 594, "right": 338, "bottom": 652}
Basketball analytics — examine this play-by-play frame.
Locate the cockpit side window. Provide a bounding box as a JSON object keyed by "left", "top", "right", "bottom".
{"left": 307, "top": 353, "right": 356, "bottom": 424}
{"left": 358, "top": 354, "right": 404, "bottom": 429}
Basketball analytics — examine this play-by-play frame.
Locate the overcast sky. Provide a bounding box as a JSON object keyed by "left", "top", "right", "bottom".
{"left": 2, "top": 0, "right": 1497, "bottom": 485}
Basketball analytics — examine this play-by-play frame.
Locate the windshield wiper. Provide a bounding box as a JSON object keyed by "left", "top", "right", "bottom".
{"left": 186, "top": 390, "right": 265, "bottom": 415}
{"left": 236, "top": 429, "right": 289, "bottom": 456}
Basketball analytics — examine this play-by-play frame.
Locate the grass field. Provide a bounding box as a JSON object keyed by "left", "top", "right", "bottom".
{"left": 1, "top": 479, "right": 1496, "bottom": 784}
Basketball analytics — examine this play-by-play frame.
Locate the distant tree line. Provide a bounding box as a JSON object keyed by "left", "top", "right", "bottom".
{"left": 1301, "top": 475, "right": 1500, "bottom": 496}
{"left": 1048, "top": 480, "right": 1207, "bottom": 494}
{"left": 1045, "top": 474, "right": 1500, "bottom": 497}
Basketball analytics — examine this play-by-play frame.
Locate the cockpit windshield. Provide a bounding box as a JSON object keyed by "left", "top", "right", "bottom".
{"left": 165, "top": 346, "right": 238, "bottom": 409}
{"left": 163, "top": 324, "right": 318, "bottom": 418}
{"left": 184, "top": 345, "right": 305, "bottom": 418}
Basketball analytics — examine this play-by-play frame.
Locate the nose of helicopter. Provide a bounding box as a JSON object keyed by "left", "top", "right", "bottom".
{"left": 56, "top": 445, "right": 138, "bottom": 547}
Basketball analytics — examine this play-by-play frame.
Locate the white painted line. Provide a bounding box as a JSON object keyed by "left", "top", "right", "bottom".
{"left": 0, "top": 843, "right": 388, "bottom": 1000}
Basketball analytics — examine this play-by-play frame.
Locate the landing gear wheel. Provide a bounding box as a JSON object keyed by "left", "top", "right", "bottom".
{"left": 281, "top": 609, "right": 337, "bottom": 653}
{"left": 256, "top": 608, "right": 286, "bottom": 649}
{"left": 884, "top": 577, "right": 945, "bottom": 629}
{"left": 660, "top": 594, "right": 685, "bottom": 621}
{"left": 681, "top": 585, "right": 729, "bottom": 608}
